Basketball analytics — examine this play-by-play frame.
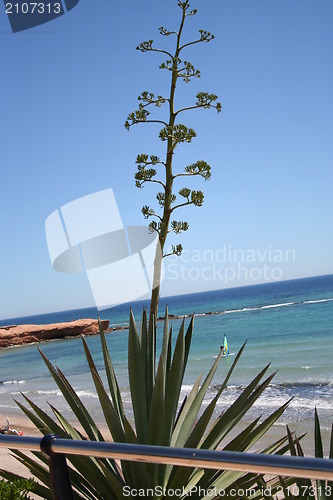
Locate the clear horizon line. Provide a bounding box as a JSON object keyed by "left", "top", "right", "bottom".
{"left": 0, "top": 272, "right": 332, "bottom": 324}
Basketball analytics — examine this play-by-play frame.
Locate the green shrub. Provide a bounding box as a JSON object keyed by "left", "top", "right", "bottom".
{"left": 0, "top": 477, "right": 35, "bottom": 499}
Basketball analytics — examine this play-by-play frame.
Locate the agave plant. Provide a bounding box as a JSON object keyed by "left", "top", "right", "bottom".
{"left": 0, "top": 309, "right": 296, "bottom": 499}
{"left": 281, "top": 410, "right": 333, "bottom": 500}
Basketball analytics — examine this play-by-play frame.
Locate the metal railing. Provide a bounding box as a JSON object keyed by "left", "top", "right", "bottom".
{"left": 1, "top": 434, "right": 333, "bottom": 499}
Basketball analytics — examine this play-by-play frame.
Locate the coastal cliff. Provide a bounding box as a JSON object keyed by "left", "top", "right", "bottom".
{"left": 0, "top": 319, "right": 110, "bottom": 348}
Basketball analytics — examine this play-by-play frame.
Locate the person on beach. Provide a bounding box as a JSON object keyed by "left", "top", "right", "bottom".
{"left": 0, "top": 416, "right": 23, "bottom": 435}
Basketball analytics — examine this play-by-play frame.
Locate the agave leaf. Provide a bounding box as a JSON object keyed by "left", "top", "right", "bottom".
{"left": 10, "top": 450, "right": 51, "bottom": 490}
{"left": 287, "top": 425, "right": 298, "bottom": 457}
{"left": 65, "top": 458, "right": 110, "bottom": 500}
{"left": 164, "top": 319, "right": 185, "bottom": 443}
{"left": 50, "top": 405, "right": 86, "bottom": 441}
{"left": 139, "top": 308, "right": 148, "bottom": 393}
{"left": 166, "top": 325, "right": 173, "bottom": 382}
{"left": 262, "top": 434, "right": 292, "bottom": 455}
{"left": 146, "top": 356, "right": 166, "bottom": 487}
{"left": 38, "top": 348, "right": 102, "bottom": 442}
{"left": 161, "top": 306, "right": 170, "bottom": 364}
{"left": 229, "top": 472, "right": 262, "bottom": 498}
{"left": 168, "top": 387, "right": 224, "bottom": 488}
{"left": 202, "top": 468, "right": 247, "bottom": 498}
{"left": 18, "top": 394, "right": 67, "bottom": 436}
{"left": 219, "top": 340, "right": 247, "bottom": 393}
{"left": 169, "top": 356, "right": 274, "bottom": 488}
{"left": 270, "top": 429, "right": 307, "bottom": 458}
{"left": 163, "top": 377, "right": 201, "bottom": 487}
{"left": 128, "top": 309, "right": 147, "bottom": 442}
{"left": 14, "top": 398, "right": 55, "bottom": 436}
{"left": 314, "top": 409, "right": 327, "bottom": 500}
{"left": 171, "top": 374, "right": 202, "bottom": 447}
{"left": 174, "top": 394, "right": 188, "bottom": 429}
{"left": 315, "top": 408, "right": 324, "bottom": 458}
{"left": 14, "top": 400, "right": 105, "bottom": 490}
{"left": 146, "top": 311, "right": 156, "bottom": 410}
{"left": 89, "top": 367, "right": 126, "bottom": 442}
{"left": 29, "top": 448, "right": 105, "bottom": 500}
{"left": 179, "top": 469, "right": 205, "bottom": 497}
{"left": 256, "top": 477, "right": 275, "bottom": 500}
{"left": 286, "top": 426, "right": 312, "bottom": 497}
{"left": 279, "top": 475, "right": 296, "bottom": 499}
{"left": 99, "top": 320, "right": 125, "bottom": 426}
{"left": 241, "top": 399, "right": 292, "bottom": 452}
{"left": 167, "top": 392, "right": 224, "bottom": 491}
{"left": 95, "top": 459, "right": 126, "bottom": 499}
{"left": 139, "top": 307, "right": 147, "bottom": 349}
{"left": 182, "top": 341, "right": 248, "bottom": 451}
{"left": 172, "top": 350, "right": 223, "bottom": 448}
{"left": 122, "top": 417, "right": 150, "bottom": 491}
{"left": 81, "top": 334, "right": 126, "bottom": 443}
{"left": 192, "top": 371, "right": 279, "bottom": 489}
{"left": 224, "top": 418, "right": 261, "bottom": 451}
{"left": 49, "top": 403, "right": 117, "bottom": 474}
{"left": 176, "top": 342, "right": 248, "bottom": 453}
{"left": 161, "top": 306, "right": 170, "bottom": 394}
{"left": 183, "top": 315, "right": 194, "bottom": 378}
{"left": 220, "top": 371, "right": 278, "bottom": 442}
{"left": 147, "top": 356, "right": 165, "bottom": 445}
{"left": 49, "top": 404, "right": 122, "bottom": 489}
{"left": 327, "top": 423, "right": 333, "bottom": 498}
{"left": 201, "top": 365, "right": 272, "bottom": 450}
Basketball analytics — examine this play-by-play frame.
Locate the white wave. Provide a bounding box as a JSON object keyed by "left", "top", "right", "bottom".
{"left": 3, "top": 380, "right": 25, "bottom": 385}
{"left": 304, "top": 298, "right": 333, "bottom": 304}
{"left": 301, "top": 366, "right": 312, "bottom": 370}
{"left": 37, "top": 390, "right": 62, "bottom": 396}
{"left": 224, "top": 308, "right": 249, "bottom": 314}
{"left": 289, "top": 398, "right": 333, "bottom": 411}
{"left": 76, "top": 391, "right": 99, "bottom": 399}
{"left": 262, "top": 302, "right": 294, "bottom": 309}
{"left": 214, "top": 394, "right": 333, "bottom": 412}
{"left": 181, "top": 385, "right": 196, "bottom": 392}
{"left": 214, "top": 297, "right": 333, "bottom": 316}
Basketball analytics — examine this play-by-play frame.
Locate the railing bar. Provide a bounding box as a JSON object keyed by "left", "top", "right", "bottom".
{"left": 50, "top": 440, "right": 333, "bottom": 481}
{"left": 0, "top": 435, "right": 41, "bottom": 451}
{"left": 1, "top": 435, "right": 333, "bottom": 482}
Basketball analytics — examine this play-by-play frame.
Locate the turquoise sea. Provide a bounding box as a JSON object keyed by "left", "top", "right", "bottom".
{"left": 1, "top": 274, "right": 332, "bottom": 443}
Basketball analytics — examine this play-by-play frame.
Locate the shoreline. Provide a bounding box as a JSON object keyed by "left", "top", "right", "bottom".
{"left": 1, "top": 409, "right": 320, "bottom": 454}
{"left": 0, "top": 319, "right": 109, "bottom": 349}
{"left": 0, "top": 414, "right": 321, "bottom": 480}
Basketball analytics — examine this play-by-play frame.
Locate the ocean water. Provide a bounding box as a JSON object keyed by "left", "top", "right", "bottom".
{"left": 0, "top": 275, "right": 332, "bottom": 440}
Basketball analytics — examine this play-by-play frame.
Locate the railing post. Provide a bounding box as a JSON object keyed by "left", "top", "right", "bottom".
{"left": 40, "top": 434, "right": 74, "bottom": 500}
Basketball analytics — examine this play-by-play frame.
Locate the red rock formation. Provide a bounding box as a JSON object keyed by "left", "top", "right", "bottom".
{"left": 0, "top": 319, "right": 109, "bottom": 348}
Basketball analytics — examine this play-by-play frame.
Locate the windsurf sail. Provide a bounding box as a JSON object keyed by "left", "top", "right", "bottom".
{"left": 223, "top": 334, "right": 229, "bottom": 356}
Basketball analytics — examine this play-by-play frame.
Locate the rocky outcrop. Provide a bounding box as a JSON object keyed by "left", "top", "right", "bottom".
{"left": 0, "top": 319, "right": 109, "bottom": 348}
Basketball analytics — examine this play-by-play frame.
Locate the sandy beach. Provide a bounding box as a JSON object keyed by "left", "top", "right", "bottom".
{"left": 0, "top": 413, "right": 42, "bottom": 479}
{"left": 0, "top": 408, "right": 319, "bottom": 481}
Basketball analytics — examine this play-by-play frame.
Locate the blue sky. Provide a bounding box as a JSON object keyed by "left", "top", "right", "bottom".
{"left": 0, "top": 0, "right": 332, "bottom": 319}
